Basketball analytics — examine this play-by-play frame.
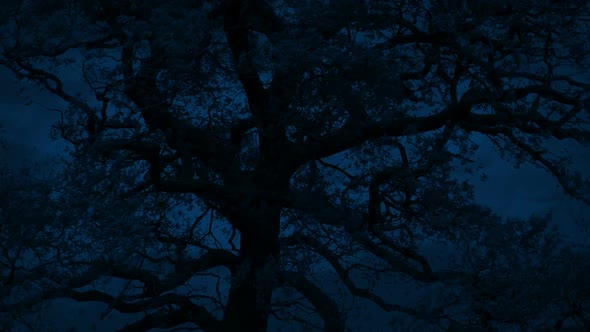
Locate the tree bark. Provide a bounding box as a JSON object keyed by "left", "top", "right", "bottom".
{"left": 221, "top": 203, "right": 281, "bottom": 332}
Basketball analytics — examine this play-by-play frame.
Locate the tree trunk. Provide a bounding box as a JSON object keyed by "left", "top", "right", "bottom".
{"left": 220, "top": 124, "right": 292, "bottom": 330}
{"left": 221, "top": 203, "right": 281, "bottom": 332}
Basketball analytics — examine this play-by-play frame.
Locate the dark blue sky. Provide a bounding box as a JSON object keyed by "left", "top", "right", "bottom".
{"left": 1, "top": 53, "right": 589, "bottom": 332}
{"left": 0, "top": 67, "right": 63, "bottom": 166}
{"left": 3, "top": 62, "right": 587, "bottom": 226}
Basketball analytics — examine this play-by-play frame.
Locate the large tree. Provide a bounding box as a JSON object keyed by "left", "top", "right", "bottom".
{"left": 1, "top": 0, "right": 589, "bottom": 331}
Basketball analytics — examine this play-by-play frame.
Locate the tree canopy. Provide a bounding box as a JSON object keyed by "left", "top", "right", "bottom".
{"left": 1, "top": 0, "right": 589, "bottom": 331}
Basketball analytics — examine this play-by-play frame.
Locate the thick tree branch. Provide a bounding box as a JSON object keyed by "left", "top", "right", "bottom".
{"left": 111, "top": 295, "right": 221, "bottom": 332}
{"left": 503, "top": 132, "right": 590, "bottom": 205}
{"left": 100, "top": 250, "right": 238, "bottom": 297}
{"left": 278, "top": 271, "right": 345, "bottom": 332}
{"left": 290, "top": 110, "right": 450, "bottom": 166}
{"left": 298, "top": 234, "right": 424, "bottom": 317}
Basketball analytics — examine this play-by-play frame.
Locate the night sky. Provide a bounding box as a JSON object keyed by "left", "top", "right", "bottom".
{"left": 2, "top": 62, "right": 589, "bottom": 331}
{"left": 1, "top": 2, "right": 590, "bottom": 330}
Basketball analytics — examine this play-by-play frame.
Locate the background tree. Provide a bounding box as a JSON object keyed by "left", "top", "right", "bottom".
{"left": 1, "top": 0, "right": 589, "bottom": 331}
